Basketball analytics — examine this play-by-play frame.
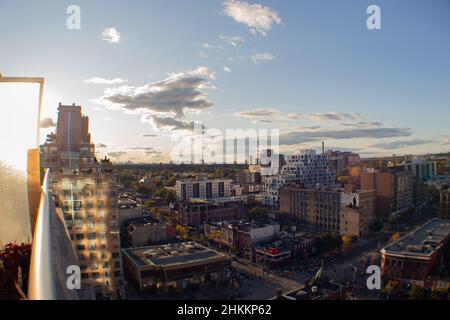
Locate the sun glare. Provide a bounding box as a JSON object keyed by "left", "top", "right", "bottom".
{"left": 0, "top": 83, "right": 40, "bottom": 172}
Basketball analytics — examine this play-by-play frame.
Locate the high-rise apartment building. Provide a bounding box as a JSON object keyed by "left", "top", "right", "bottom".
{"left": 325, "top": 150, "right": 361, "bottom": 175}
{"left": 40, "top": 104, "right": 125, "bottom": 300}
{"left": 261, "top": 175, "right": 298, "bottom": 207}
{"left": 361, "top": 167, "right": 413, "bottom": 219}
{"left": 237, "top": 170, "right": 262, "bottom": 193}
{"left": 279, "top": 185, "right": 375, "bottom": 236}
{"left": 398, "top": 156, "right": 437, "bottom": 180}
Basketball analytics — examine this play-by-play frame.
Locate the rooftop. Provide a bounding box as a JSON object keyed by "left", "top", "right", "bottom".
{"left": 124, "top": 215, "right": 161, "bottom": 226}
{"left": 122, "top": 242, "right": 228, "bottom": 268}
{"left": 382, "top": 218, "right": 450, "bottom": 257}
{"left": 208, "top": 220, "right": 276, "bottom": 232}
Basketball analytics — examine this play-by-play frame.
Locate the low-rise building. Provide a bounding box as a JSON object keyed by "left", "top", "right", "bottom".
{"left": 174, "top": 201, "right": 242, "bottom": 227}
{"left": 204, "top": 220, "right": 280, "bottom": 260}
{"left": 254, "top": 234, "right": 319, "bottom": 269}
{"left": 122, "top": 242, "right": 231, "bottom": 293}
{"left": 125, "top": 216, "right": 174, "bottom": 247}
{"left": 381, "top": 218, "right": 450, "bottom": 286}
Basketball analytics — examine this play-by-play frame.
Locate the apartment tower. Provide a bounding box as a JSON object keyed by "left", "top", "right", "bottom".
{"left": 40, "top": 104, "right": 125, "bottom": 299}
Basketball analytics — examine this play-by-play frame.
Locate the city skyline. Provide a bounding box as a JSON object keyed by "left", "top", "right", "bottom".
{"left": 1, "top": 0, "right": 450, "bottom": 164}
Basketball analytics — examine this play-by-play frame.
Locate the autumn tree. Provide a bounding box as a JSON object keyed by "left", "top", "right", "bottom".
{"left": 176, "top": 225, "right": 189, "bottom": 240}
{"left": 391, "top": 233, "right": 401, "bottom": 242}
{"left": 247, "top": 207, "right": 268, "bottom": 220}
{"left": 342, "top": 234, "right": 357, "bottom": 248}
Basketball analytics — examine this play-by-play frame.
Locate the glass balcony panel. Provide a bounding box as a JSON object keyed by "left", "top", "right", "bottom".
{"left": 0, "top": 82, "right": 41, "bottom": 245}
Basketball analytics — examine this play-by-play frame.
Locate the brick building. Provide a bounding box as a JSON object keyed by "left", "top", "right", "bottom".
{"left": 381, "top": 219, "right": 450, "bottom": 286}
{"left": 174, "top": 201, "right": 242, "bottom": 227}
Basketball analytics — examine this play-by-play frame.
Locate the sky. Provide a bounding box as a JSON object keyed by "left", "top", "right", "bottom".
{"left": 1, "top": 0, "right": 449, "bottom": 164}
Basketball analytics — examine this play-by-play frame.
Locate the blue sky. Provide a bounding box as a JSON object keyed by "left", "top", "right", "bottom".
{"left": 1, "top": 0, "right": 449, "bottom": 162}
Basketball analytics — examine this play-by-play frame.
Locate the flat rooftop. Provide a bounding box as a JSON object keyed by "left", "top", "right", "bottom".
{"left": 383, "top": 218, "right": 450, "bottom": 257}
{"left": 122, "top": 241, "right": 228, "bottom": 268}
{"left": 124, "top": 215, "right": 161, "bottom": 226}
{"left": 209, "top": 220, "right": 275, "bottom": 232}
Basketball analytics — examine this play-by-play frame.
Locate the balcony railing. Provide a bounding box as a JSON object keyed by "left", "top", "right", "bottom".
{"left": 28, "top": 171, "right": 94, "bottom": 300}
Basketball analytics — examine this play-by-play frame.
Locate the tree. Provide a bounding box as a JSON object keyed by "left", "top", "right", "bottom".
{"left": 391, "top": 233, "right": 401, "bottom": 242}
{"left": 136, "top": 184, "right": 151, "bottom": 196}
{"left": 319, "top": 232, "right": 342, "bottom": 252}
{"left": 342, "top": 234, "right": 357, "bottom": 248}
{"left": 154, "top": 187, "right": 176, "bottom": 203}
{"left": 144, "top": 200, "right": 155, "bottom": 211}
{"left": 409, "top": 285, "right": 426, "bottom": 300}
{"left": 176, "top": 225, "right": 189, "bottom": 240}
{"left": 247, "top": 207, "right": 268, "bottom": 220}
{"left": 0, "top": 243, "right": 31, "bottom": 300}
{"left": 382, "top": 280, "right": 400, "bottom": 296}
{"left": 165, "top": 189, "right": 176, "bottom": 203}
{"left": 370, "top": 219, "right": 383, "bottom": 232}
{"left": 166, "top": 176, "right": 177, "bottom": 187}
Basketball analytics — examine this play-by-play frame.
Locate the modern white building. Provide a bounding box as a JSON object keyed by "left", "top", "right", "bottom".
{"left": 281, "top": 149, "right": 336, "bottom": 188}
{"left": 261, "top": 150, "right": 336, "bottom": 208}
{"left": 176, "top": 179, "right": 232, "bottom": 201}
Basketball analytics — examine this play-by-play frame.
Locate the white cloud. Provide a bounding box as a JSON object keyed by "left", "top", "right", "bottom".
{"left": 442, "top": 137, "right": 450, "bottom": 145}
{"left": 40, "top": 117, "right": 56, "bottom": 128}
{"left": 107, "top": 151, "right": 126, "bottom": 158}
{"left": 199, "top": 51, "right": 208, "bottom": 59}
{"left": 251, "top": 52, "right": 275, "bottom": 64}
{"left": 280, "top": 128, "right": 413, "bottom": 145}
{"left": 235, "top": 108, "right": 299, "bottom": 122}
{"left": 202, "top": 43, "right": 215, "bottom": 49}
{"left": 102, "top": 27, "right": 121, "bottom": 43}
{"left": 370, "top": 139, "right": 433, "bottom": 150}
{"left": 139, "top": 134, "right": 159, "bottom": 138}
{"left": 92, "top": 66, "right": 215, "bottom": 132}
{"left": 219, "top": 35, "right": 245, "bottom": 47}
{"left": 224, "top": 65, "right": 231, "bottom": 72}
{"left": 222, "top": 0, "right": 282, "bottom": 36}
{"left": 85, "top": 77, "right": 127, "bottom": 85}
{"left": 142, "top": 115, "right": 202, "bottom": 132}
{"left": 308, "top": 112, "right": 362, "bottom": 123}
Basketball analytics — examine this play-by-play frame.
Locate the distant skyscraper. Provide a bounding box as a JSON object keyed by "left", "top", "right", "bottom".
{"left": 40, "top": 104, "right": 125, "bottom": 300}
